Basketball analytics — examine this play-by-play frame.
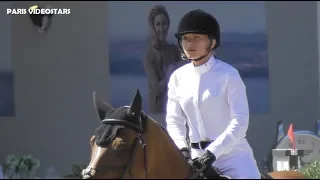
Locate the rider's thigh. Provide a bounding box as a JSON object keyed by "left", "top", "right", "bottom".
{"left": 214, "top": 149, "right": 261, "bottom": 179}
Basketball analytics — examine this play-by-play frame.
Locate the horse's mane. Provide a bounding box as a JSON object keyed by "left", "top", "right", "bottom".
{"left": 142, "top": 111, "right": 183, "bottom": 153}
{"left": 146, "top": 113, "right": 169, "bottom": 136}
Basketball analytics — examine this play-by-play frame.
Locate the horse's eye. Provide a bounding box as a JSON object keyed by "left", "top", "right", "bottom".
{"left": 114, "top": 144, "right": 131, "bottom": 159}
{"left": 114, "top": 142, "right": 129, "bottom": 152}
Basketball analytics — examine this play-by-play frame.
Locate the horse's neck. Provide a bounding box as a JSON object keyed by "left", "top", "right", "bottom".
{"left": 146, "top": 120, "right": 193, "bottom": 178}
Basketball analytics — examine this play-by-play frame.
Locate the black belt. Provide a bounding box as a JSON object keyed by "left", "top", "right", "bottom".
{"left": 191, "top": 140, "right": 214, "bottom": 150}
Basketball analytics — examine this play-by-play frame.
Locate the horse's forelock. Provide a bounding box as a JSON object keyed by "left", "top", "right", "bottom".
{"left": 94, "top": 106, "right": 131, "bottom": 147}
{"left": 94, "top": 124, "right": 125, "bottom": 147}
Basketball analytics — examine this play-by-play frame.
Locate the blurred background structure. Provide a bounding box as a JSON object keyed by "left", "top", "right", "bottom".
{"left": 0, "top": 1, "right": 319, "bottom": 177}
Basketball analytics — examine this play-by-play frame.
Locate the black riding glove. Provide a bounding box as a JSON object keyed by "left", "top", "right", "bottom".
{"left": 192, "top": 150, "right": 216, "bottom": 170}
{"left": 180, "top": 147, "right": 191, "bottom": 160}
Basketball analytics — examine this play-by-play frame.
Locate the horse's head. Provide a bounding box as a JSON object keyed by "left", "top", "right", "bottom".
{"left": 82, "top": 89, "right": 149, "bottom": 179}
{"left": 83, "top": 89, "right": 194, "bottom": 179}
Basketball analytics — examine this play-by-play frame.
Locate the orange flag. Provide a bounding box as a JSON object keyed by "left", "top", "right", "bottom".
{"left": 287, "top": 123, "right": 296, "bottom": 150}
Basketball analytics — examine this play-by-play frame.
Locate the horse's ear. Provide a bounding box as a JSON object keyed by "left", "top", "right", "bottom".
{"left": 93, "top": 91, "right": 114, "bottom": 120}
{"left": 127, "top": 89, "right": 142, "bottom": 120}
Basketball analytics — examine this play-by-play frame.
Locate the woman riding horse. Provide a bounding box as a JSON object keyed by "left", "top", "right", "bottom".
{"left": 166, "top": 9, "right": 260, "bottom": 178}
{"left": 82, "top": 90, "right": 307, "bottom": 179}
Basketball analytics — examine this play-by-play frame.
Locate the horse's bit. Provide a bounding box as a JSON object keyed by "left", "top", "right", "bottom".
{"left": 82, "top": 117, "right": 148, "bottom": 179}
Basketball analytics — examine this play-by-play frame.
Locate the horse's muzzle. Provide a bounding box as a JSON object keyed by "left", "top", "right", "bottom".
{"left": 82, "top": 167, "right": 96, "bottom": 179}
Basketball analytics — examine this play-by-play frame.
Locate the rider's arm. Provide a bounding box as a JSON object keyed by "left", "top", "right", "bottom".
{"left": 206, "top": 70, "right": 249, "bottom": 159}
{"left": 166, "top": 72, "right": 188, "bottom": 149}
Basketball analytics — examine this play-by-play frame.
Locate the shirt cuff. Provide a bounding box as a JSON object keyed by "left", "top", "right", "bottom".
{"left": 174, "top": 139, "right": 189, "bottom": 150}
{"left": 205, "top": 143, "right": 224, "bottom": 159}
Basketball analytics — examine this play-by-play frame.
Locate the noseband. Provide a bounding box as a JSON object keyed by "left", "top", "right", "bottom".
{"left": 82, "top": 115, "right": 148, "bottom": 179}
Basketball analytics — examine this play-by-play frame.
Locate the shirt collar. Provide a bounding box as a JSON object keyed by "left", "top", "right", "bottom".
{"left": 193, "top": 56, "right": 216, "bottom": 75}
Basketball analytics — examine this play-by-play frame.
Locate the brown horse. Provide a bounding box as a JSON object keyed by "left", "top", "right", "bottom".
{"left": 82, "top": 89, "right": 307, "bottom": 179}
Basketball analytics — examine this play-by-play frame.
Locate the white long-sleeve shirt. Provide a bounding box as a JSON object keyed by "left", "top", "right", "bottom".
{"left": 166, "top": 56, "right": 250, "bottom": 159}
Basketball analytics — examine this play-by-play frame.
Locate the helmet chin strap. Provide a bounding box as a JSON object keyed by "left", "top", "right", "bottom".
{"left": 183, "top": 40, "right": 213, "bottom": 62}
{"left": 189, "top": 50, "right": 211, "bottom": 62}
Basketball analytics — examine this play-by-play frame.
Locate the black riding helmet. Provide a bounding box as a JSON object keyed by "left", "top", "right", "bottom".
{"left": 175, "top": 9, "right": 220, "bottom": 61}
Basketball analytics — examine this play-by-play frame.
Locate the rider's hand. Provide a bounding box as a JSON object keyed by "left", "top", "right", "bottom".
{"left": 193, "top": 150, "right": 216, "bottom": 169}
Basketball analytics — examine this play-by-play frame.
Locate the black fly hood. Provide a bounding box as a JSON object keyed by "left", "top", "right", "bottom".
{"left": 86, "top": 89, "right": 149, "bottom": 179}
{"left": 92, "top": 90, "right": 146, "bottom": 147}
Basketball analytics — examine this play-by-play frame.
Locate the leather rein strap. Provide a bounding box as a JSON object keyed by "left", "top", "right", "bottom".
{"left": 100, "top": 118, "right": 148, "bottom": 179}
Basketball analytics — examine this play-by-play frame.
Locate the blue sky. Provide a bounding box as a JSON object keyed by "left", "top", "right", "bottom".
{"left": 108, "top": 1, "right": 267, "bottom": 40}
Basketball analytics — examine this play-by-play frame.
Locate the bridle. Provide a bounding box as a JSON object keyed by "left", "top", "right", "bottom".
{"left": 82, "top": 113, "right": 148, "bottom": 179}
